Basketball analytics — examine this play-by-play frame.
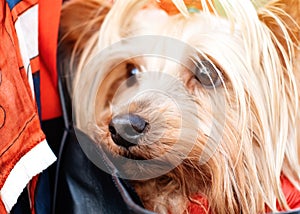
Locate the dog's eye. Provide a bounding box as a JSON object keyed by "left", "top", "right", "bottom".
{"left": 126, "top": 63, "right": 140, "bottom": 77}
{"left": 126, "top": 63, "right": 140, "bottom": 87}
{"left": 194, "top": 59, "right": 222, "bottom": 88}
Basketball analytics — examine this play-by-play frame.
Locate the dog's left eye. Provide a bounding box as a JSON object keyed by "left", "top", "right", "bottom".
{"left": 194, "top": 59, "right": 222, "bottom": 88}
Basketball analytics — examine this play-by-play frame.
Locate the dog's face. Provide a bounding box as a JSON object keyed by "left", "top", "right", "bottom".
{"left": 62, "top": 0, "right": 300, "bottom": 213}
{"left": 95, "top": 12, "right": 234, "bottom": 161}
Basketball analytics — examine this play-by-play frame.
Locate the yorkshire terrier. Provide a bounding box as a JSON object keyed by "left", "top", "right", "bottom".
{"left": 59, "top": 0, "right": 300, "bottom": 213}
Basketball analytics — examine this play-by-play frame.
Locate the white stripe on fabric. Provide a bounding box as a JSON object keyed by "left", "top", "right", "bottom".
{"left": 0, "top": 140, "right": 56, "bottom": 212}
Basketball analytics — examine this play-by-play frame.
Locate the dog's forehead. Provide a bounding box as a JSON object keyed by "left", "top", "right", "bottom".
{"left": 129, "top": 10, "right": 242, "bottom": 75}
{"left": 132, "top": 8, "right": 170, "bottom": 34}
{"left": 131, "top": 9, "right": 236, "bottom": 40}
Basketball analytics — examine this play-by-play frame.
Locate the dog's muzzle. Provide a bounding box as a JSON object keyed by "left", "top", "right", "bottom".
{"left": 109, "top": 114, "right": 148, "bottom": 149}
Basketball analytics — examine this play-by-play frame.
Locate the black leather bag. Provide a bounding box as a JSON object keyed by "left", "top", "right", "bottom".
{"left": 53, "top": 127, "right": 154, "bottom": 214}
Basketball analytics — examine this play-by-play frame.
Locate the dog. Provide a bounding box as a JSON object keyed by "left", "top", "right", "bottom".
{"left": 59, "top": 0, "right": 300, "bottom": 213}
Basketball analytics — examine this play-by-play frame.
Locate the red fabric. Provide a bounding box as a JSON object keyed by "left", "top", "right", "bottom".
{"left": 29, "top": 175, "right": 39, "bottom": 214}
{"left": 0, "top": 1, "right": 46, "bottom": 212}
{"left": 39, "top": 0, "right": 62, "bottom": 120}
{"left": 188, "top": 176, "right": 300, "bottom": 214}
{"left": 279, "top": 175, "right": 300, "bottom": 210}
{"left": 0, "top": 200, "right": 6, "bottom": 213}
{"left": 10, "top": 0, "right": 37, "bottom": 22}
{"left": 188, "top": 194, "right": 210, "bottom": 214}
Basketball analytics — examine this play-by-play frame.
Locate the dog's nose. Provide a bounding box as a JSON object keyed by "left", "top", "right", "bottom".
{"left": 109, "top": 114, "right": 148, "bottom": 149}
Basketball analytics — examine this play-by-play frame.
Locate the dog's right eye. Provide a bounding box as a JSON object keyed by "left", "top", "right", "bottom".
{"left": 126, "top": 63, "right": 140, "bottom": 77}
{"left": 126, "top": 63, "right": 140, "bottom": 87}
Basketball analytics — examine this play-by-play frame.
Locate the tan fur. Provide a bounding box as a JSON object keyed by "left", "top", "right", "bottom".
{"left": 59, "top": 0, "right": 300, "bottom": 213}
{"left": 59, "top": 0, "right": 110, "bottom": 93}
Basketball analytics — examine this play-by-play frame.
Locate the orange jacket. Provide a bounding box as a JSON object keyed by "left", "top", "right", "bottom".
{"left": 0, "top": 0, "right": 58, "bottom": 212}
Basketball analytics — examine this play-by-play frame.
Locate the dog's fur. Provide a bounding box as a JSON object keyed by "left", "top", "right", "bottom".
{"left": 59, "top": 0, "right": 300, "bottom": 213}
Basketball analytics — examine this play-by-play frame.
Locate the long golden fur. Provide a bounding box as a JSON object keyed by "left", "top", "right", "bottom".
{"left": 59, "top": 0, "right": 300, "bottom": 213}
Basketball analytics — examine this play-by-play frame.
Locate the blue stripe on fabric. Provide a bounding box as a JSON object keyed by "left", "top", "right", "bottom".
{"left": 32, "top": 71, "right": 42, "bottom": 120}
{"left": 6, "top": 0, "right": 22, "bottom": 10}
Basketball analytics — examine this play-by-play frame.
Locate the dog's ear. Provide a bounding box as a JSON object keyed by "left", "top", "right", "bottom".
{"left": 258, "top": 0, "right": 299, "bottom": 53}
{"left": 58, "top": 0, "right": 111, "bottom": 94}
{"left": 59, "top": 0, "right": 110, "bottom": 58}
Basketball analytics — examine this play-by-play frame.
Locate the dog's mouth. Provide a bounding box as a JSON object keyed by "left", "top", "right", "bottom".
{"left": 96, "top": 107, "right": 204, "bottom": 180}
{"left": 101, "top": 142, "right": 147, "bottom": 160}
